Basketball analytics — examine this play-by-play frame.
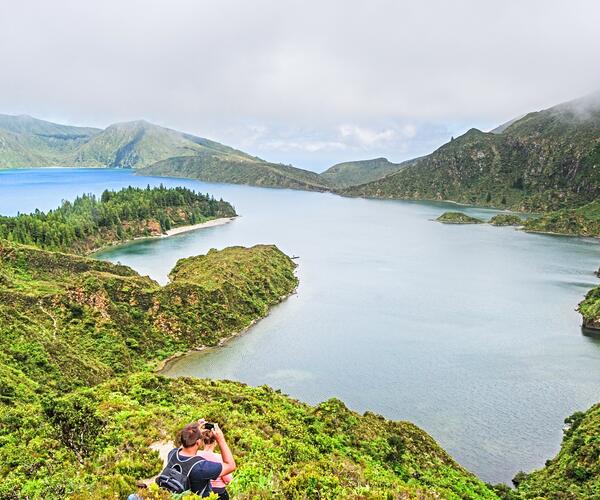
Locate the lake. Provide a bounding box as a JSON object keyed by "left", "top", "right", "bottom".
{"left": 2, "top": 167, "right": 599, "bottom": 484}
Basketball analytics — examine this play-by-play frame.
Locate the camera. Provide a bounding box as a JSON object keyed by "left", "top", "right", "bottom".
{"left": 202, "top": 422, "right": 215, "bottom": 430}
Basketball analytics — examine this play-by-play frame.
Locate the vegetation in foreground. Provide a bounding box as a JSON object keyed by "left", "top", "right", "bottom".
{"left": 436, "top": 211, "right": 484, "bottom": 224}
{"left": 0, "top": 236, "right": 598, "bottom": 498}
{"left": 0, "top": 238, "right": 499, "bottom": 498}
{"left": 523, "top": 199, "right": 600, "bottom": 237}
{"left": 0, "top": 185, "right": 235, "bottom": 254}
{"left": 489, "top": 214, "right": 524, "bottom": 226}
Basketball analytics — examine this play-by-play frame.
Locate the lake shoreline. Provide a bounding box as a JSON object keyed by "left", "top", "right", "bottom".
{"left": 156, "top": 287, "right": 298, "bottom": 375}
{"left": 89, "top": 216, "right": 237, "bottom": 256}
{"left": 162, "top": 216, "right": 235, "bottom": 237}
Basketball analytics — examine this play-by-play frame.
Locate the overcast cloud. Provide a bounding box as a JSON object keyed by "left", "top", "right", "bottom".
{"left": 1, "top": 0, "right": 599, "bottom": 170}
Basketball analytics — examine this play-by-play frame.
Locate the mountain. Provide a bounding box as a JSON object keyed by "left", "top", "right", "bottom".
{"left": 0, "top": 114, "right": 330, "bottom": 191}
{"left": 343, "top": 94, "right": 600, "bottom": 211}
{"left": 0, "top": 114, "right": 100, "bottom": 166}
{"left": 319, "top": 157, "right": 409, "bottom": 188}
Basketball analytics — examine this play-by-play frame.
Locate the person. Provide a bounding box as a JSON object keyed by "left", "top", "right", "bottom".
{"left": 166, "top": 419, "right": 236, "bottom": 497}
{"left": 198, "top": 429, "right": 233, "bottom": 500}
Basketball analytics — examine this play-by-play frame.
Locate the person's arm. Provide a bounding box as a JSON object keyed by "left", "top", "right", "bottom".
{"left": 212, "top": 424, "right": 236, "bottom": 476}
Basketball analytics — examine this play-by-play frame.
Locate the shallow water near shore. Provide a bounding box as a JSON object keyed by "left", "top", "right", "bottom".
{"left": 2, "top": 167, "right": 600, "bottom": 484}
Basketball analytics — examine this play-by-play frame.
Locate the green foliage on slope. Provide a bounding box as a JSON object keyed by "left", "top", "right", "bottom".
{"left": 319, "top": 157, "right": 408, "bottom": 188}
{"left": 0, "top": 239, "right": 499, "bottom": 499}
{"left": 0, "top": 241, "right": 297, "bottom": 394}
{"left": 489, "top": 214, "right": 524, "bottom": 226}
{"left": 577, "top": 280, "right": 600, "bottom": 331}
{"left": 139, "top": 154, "right": 329, "bottom": 192}
{"left": 436, "top": 211, "right": 484, "bottom": 224}
{"left": 0, "top": 114, "right": 100, "bottom": 167}
{"left": 69, "top": 121, "right": 257, "bottom": 169}
{"left": 524, "top": 199, "right": 600, "bottom": 237}
{"left": 0, "top": 185, "right": 235, "bottom": 254}
{"left": 512, "top": 403, "right": 600, "bottom": 499}
{"left": 343, "top": 94, "right": 600, "bottom": 212}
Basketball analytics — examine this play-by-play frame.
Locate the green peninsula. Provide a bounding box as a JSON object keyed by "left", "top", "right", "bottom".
{"left": 0, "top": 185, "right": 235, "bottom": 254}
{"left": 524, "top": 199, "right": 600, "bottom": 237}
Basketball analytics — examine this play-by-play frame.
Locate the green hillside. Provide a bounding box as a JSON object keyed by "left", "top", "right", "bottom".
{"left": 343, "top": 94, "right": 600, "bottom": 212}
{"left": 0, "top": 114, "right": 330, "bottom": 191}
{"left": 524, "top": 199, "right": 600, "bottom": 237}
{"left": 319, "top": 157, "right": 409, "bottom": 188}
{"left": 0, "top": 239, "right": 498, "bottom": 499}
{"left": 139, "top": 153, "right": 329, "bottom": 191}
{"left": 513, "top": 403, "right": 600, "bottom": 498}
{"left": 0, "top": 114, "right": 100, "bottom": 166}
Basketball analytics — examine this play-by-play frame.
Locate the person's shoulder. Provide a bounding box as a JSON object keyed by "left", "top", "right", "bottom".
{"left": 190, "top": 457, "right": 222, "bottom": 479}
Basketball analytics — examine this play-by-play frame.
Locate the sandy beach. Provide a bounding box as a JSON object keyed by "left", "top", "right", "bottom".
{"left": 163, "top": 216, "right": 236, "bottom": 237}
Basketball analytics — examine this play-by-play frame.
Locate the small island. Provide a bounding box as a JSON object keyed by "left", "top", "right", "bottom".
{"left": 0, "top": 185, "right": 236, "bottom": 254}
{"left": 489, "top": 213, "right": 523, "bottom": 226}
{"left": 436, "top": 211, "right": 484, "bottom": 224}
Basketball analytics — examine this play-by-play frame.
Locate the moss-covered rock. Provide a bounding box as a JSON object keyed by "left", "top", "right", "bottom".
{"left": 437, "top": 211, "right": 484, "bottom": 224}
{"left": 489, "top": 214, "right": 523, "bottom": 226}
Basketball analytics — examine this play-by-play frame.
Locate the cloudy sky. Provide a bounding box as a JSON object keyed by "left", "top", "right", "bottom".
{"left": 1, "top": 0, "right": 599, "bottom": 171}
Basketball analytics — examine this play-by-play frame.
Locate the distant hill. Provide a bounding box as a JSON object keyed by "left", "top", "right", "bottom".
{"left": 343, "top": 94, "right": 600, "bottom": 211}
{"left": 319, "top": 157, "right": 409, "bottom": 188}
{"left": 139, "top": 153, "right": 329, "bottom": 191}
{"left": 0, "top": 114, "right": 330, "bottom": 191}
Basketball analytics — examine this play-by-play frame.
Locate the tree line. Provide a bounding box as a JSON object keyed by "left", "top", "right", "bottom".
{"left": 0, "top": 185, "right": 236, "bottom": 253}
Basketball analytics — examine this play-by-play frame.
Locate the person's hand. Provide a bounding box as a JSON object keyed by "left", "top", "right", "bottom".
{"left": 212, "top": 423, "right": 225, "bottom": 440}
{"left": 197, "top": 418, "right": 206, "bottom": 427}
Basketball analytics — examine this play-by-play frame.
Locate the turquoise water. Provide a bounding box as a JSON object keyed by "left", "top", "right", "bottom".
{"left": 2, "top": 168, "right": 599, "bottom": 484}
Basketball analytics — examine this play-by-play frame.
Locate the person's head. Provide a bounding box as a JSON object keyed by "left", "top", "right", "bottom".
{"left": 178, "top": 422, "right": 203, "bottom": 449}
{"left": 201, "top": 428, "right": 217, "bottom": 449}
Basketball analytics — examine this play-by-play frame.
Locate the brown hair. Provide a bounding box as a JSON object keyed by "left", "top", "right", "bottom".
{"left": 179, "top": 423, "right": 203, "bottom": 448}
{"left": 200, "top": 429, "right": 216, "bottom": 446}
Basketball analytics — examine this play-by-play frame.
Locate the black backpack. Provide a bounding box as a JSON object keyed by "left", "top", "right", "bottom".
{"left": 156, "top": 449, "right": 208, "bottom": 495}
